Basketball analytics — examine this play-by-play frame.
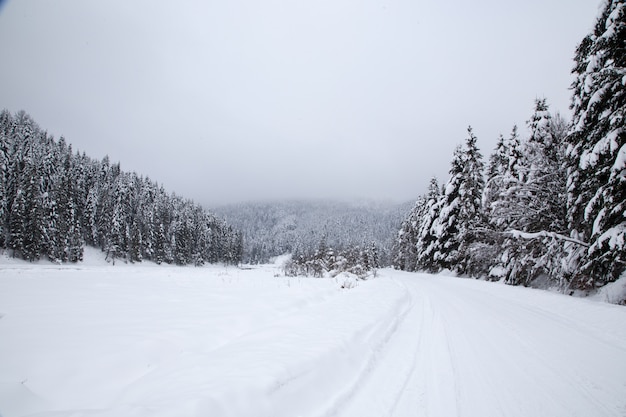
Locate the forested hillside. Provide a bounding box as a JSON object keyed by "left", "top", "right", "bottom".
{"left": 0, "top": 110, "right": 242, "bottom": 265}
{"left": 213, "top": 200, "right": 410, "bottom": 265}
{"left": 394, "top": 0, "right": 625, "bottom": 296}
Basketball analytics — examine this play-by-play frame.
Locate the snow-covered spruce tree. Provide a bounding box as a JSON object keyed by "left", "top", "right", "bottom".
{"left": 430, "top": 127, "right": 485, "bottom": 275}
{"left": 0, "top": 111, "right": 10, "bottom": 248}
{"left": 565, "top": 0, "right": 626, "bottom": 289}
{"left": 482, "top": 126, "right": 523, "bottom": 280}
{"left": 483, "top": 133, "right": 509, "bottom": 213}
{"left": 525, "top": 101, "right": 569, "bottom": 286}
{"left": 494, "top": 100, "right": 569, "bottom": 287}
{"left": 9, "top": 114, "right": 48, "bottom": 261}
{"left": 366, "top": 241, "right": 380, "bottom": 270}
{"left": 523, "top": 99, "right": 568, "bottom": 235}
{"left": 392, "top": 195, "right": 425, "bottom": 271}
{"left": 483, "top": 126, "right": 524, "bottom": 229}
{"left": 414, "top": 176, "right": 442, "bottom": 272}
{"left": 49, "top": 143, "right": 84, "bottom": 262}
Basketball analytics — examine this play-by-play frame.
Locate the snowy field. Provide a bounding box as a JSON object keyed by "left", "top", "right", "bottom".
{"left": 1, "top": 250, "right": 626, "bottom": 417}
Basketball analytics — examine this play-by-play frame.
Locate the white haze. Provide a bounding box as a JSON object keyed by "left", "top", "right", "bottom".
{"left": 0, "top": 0, "right": 600, "bottom": 205}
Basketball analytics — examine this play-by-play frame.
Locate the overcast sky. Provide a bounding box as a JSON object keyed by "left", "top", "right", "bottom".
{"left": 0, "top": 0, "right": 600, "bottom": 207}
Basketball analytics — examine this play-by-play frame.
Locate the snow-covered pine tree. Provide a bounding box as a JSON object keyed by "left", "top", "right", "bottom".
{"left": 523, "top": 99, "right": 567, "bottom": 235}
{"left": 430, "top": 127, "right": 485, "bottom": 275}
{"left": 483, "top": 126, "right": 523, "bottom": 229}
{"left": 64, "top": 144, "right": 85, "bottom": 262}
{"left": 155, "top": 186, "right": 173, "bottom": 264}
{"left": 48, "top": 143, "right": 83, "bottom": 262}
{"left": 12, "top": 118, "right": 47, "bottom": 261}
{"left": 489, "top": 101, "right": 568, "bottom": 286}
{"left": 0, "top": 111, "right": 10, "bottom": 248}
{"left": 484, "top": 127, "right": 518, "bottom": 279}
{"left": 565, "top": 0, "right": 626, "bottom": 289}
{"left": 392, "top": 196, "right": 424, "bottom": 271}
{"left": 483, "top": 133, "right": 509, "bottom": 212}
{"left": 414, "top": 176, "right": 442, "bottom": 272}
{"left": 527, "top": 100, "right": 568, "bottom": 286}
{"left": 429, "top": 145, "right": 464, "bottom": 273}
{"left": 366, "top": 241, "right": 379, "bottom": 270}
{"left": 230, "top": 230, "right": 244, "bottom": 266}
{"left": 105, "top": 172, "right": 132, "bottom": 264}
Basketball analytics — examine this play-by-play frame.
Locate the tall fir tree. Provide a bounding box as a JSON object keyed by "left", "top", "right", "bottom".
{"left": 485, "top": 127, "right": 521, "bottom": 279}
{"left": 392, "top": 196, "right": 424, "bottom": 271}
{"left": 489, "top": 101, "right": 568, "bottom": 286}
{"left": 565, "top": 0, "right": 626, "bottom": 288}
{"left": 430, "top": 127, "right": 485, "bottom": 275}
{"left": 0, "top": 112, "right": 10, "bottom": 248}
{"left": 415, "top": 177, "right": 442, "bottom": 272}
{"left": 483, "top": 126, "right": 523, "bottom": 231}
{"left": 523, "top": 99, "right": 567, "bottom": 235}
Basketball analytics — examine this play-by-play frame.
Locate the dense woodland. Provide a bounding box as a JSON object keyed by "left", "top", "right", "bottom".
{"left": 0, "top": 1, "right": 623, "bottom": 294}
{"left": 393, "top": 0, "right": 625, "bottom": 293}
{"left": 0, "top": 110, "right": 242, "bottom": 265}
{"left": 213, "top": 200, "right": 409, "bottom": 265}
{"left": 214, "top": 200, "right": 405, "bottom": 278}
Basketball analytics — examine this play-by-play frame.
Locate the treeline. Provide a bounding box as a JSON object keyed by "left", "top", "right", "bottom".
{"left": 0, "top": 110, "right": 242, "bottom": 265}
{"left": 394, "top": 0, "right": 624, "bottom": 293}
{"left": 213, "top": 200, "right": 409, "bottom": 265}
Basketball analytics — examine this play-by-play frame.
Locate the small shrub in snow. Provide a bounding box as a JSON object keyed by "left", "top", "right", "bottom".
{"left": 282, "top": 242, "right": 379, "bottom": 279}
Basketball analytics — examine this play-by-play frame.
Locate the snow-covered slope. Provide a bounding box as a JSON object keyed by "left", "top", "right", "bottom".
{"left": 0, "top": 259, "right": 624, "bottom": 417}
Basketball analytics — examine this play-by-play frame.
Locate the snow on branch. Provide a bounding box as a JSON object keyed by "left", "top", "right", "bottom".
{"left": 504, "top": 230, "right": 590, "bottom": 247}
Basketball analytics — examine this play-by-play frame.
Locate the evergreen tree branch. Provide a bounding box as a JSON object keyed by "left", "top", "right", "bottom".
{"left": 503, "top": 229, "right": 589, "bottom": 247}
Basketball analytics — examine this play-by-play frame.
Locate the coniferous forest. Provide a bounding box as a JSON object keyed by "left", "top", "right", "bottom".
{"left": 213, "top": 200, "right": 409, "bottom": 265}
{"left": 2, "top": 3, "right": 626, "bottom": 416}
{"left": 0, "top": 0, "right": 624, "bottom": 298}
{"left": 393, "top": 1, "right": 625, "bottom": 293}
{"left": 0, "top": 110, "right": 243, "bottom": 265}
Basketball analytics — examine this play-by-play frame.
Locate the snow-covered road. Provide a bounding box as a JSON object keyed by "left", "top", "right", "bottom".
{"left": 347, "top": 273, "right": 626, "bottom": 417}
{"left": 0, "top": 262, "right": 625, "bottom": 417}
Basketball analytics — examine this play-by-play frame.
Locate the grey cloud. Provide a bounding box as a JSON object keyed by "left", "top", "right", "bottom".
{"left": 0, "top": 0, "right": 599, "bottom": 206}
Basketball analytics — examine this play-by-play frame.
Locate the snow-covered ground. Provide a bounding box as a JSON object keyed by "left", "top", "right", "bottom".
{"left": 1, "top": 251, "right": 625, "bottom": 417}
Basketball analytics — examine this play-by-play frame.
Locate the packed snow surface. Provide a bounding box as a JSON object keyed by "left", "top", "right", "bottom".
{"left": 1, "top": 255, "right": 625, "bottom": 416}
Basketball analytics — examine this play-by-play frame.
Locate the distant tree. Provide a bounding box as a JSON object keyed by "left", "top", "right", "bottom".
{"left": 49, "top": 145, "right": 83, "bottom": 262}
{"left": 392, "top": 196, "right": 424, "bottom": 271}
{"left": 366, "top": 241, "right": 379, "bottom": 270}
{"left": 0, "top": 111, "right": 11, "bottom": 248}
{"left": 12, "top": 126, "right": 46, "bottom": 261}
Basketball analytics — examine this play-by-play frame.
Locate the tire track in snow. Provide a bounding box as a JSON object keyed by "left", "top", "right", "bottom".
{"left": 112, "top": 277, "right": 412, "bottom": 417}
{"left": 389, "top": 282, "right": 461, "bottom": 417}
{"left": 449, "top": 284, "right": 624, "bottom": 417}
{"left": 397, "top": 273, "right": 626, "bottom": 417}
{"left": 310, "top": 278, "right": 416, "bottom": 417}
{"left": 325, "top": 276, "right": 449, "bottom": 417}
{"left": 3, "top": 267, "right": 625, "bottom": 417}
